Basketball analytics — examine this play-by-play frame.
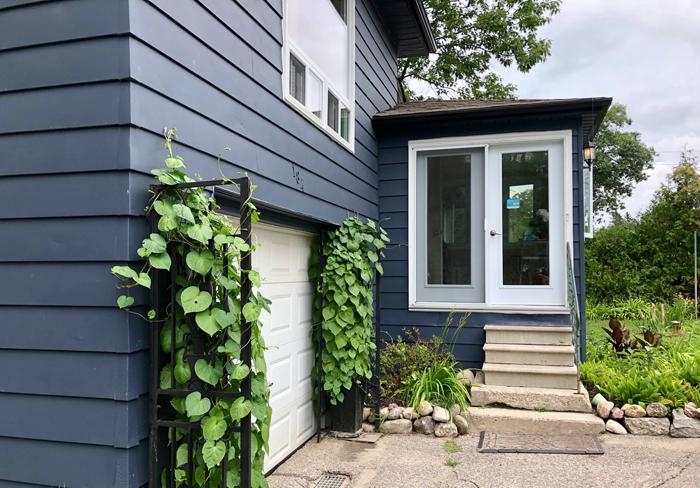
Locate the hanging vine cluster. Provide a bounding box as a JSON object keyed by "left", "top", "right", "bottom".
{"left": 309, "top": 217, "right": 389, "bottom": 405}
{"left": 112, "top": 129, "right": 271, "bottom": 487}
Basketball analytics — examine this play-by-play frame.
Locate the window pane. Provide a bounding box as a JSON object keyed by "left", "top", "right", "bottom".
{"left": 501, "top": 151, "right": 549, "bottom": 286}
{"left": 306, "top": 69, "right": 323, "bottom": 119}
{"left": 583, "top": 165, "right": 593, "bottom": 237}
{"left": 340, "top": 105, "right": 350, "bottom": 141}
{"left": 426, "top": 154, "right": 471, "bottom": 285}
{"left": 330, "top": 0, "right": 346, "bottom": 21}
{"left": 327, "top": 91, "right": 339, "bottom": 131}
{"left": 288, "top": 0, "right": 349, "bottom": 98}
{"left": 289, "top": 53, "right": 305, "bottom": 104}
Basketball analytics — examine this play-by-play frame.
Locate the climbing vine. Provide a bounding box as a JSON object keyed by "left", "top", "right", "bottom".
{"left": 111, "top": 129, "right": 271, "bottom": 487}
{"left": 309, "top": 217, "right": 388, "bottom": 405}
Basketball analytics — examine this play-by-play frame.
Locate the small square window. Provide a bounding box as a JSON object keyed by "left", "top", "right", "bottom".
{"left": 340, "top": 105, "right": 350, "bottom": 141}
{"left": 307, "top": 70, "right": 323, "bottom": 119}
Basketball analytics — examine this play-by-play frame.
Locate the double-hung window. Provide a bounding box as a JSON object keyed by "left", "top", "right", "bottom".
{"left": 284, "top": 0, "right": 355, "bottom": 148}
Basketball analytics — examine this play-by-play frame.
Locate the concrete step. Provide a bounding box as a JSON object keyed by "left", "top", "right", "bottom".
{"left": 484, "top": 325, "right": 572, "bottom": 346}
{"left": 483, "top": 343, "right": 575, "bottom": 366}
{"left": 470, "top": 384, "right": 591, "bottom": 413}
{"left": 467, "top": 407, "right": 604, "bottom": 435}
{"left": 483, "top": 363, "right": 578, "bottom": 390}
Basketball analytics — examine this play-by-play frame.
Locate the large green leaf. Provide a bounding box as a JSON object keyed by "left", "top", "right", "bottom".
{"left": 149, "top": 252, "right": 171, "bottom": 270}
{"left": 229, "top": 363, "right": 250, "bottom": 381}
{"left": 142, "top": 233, "right": 167, "bottom": 254}
{"left": 111, "top": 266, "right": 137, "bottom": 280}
{"left": 195, "top": 359, "right": 223, "bottom": 386}
{"left": 176, "top": 444, "right": 188, "bottom": 467}
{"left": 158, "top": 214, "right": 178, "bottom": 232}
{"left": 201, "top": 411, "right": 227, "bottom": 441}
{"left": 185, "top": 391, "right": 211, "bottom": 417}
{"left": 159, "top": 364, "right": 172, "bottom": 389}
{"left": 195, "top": 311, "right": 219, "bottom": 336}
{"left": 180, "top": 286, "right": 212, "bottom": 314}
{"left": 202, "top": 440, "right": 226, "bottom": 469}
{"left": 187, "top": 222, "right": 213, "bottom": 244}
{"left": 212, "top": 308, "right": 236, "bottom": 328}
{"left": 186, "top": 250, "right": 214, "bottom": 276}
{"left": 172, "top": 203, "right": 195, "bottom": 224}
{"left": 134, "top": 272, "right": 151, "bottom": 289}
{"left": 230, "top": 397, "right": 252, "bottom": 421}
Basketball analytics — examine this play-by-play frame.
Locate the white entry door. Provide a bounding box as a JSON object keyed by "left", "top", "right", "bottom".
{"left": 250, "top": 223, "right": 316, "bottom": 473}
{"left": 485, "top": 141, "right": 566, "bottom": 306}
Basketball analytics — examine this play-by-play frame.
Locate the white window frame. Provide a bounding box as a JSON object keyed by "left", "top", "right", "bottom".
{"left": 408, "top": 131, "right": 573, "bottom": 313}
{"left": 282, "top": 0, "right": 356, "bottom": 151}
{"left": 583, "top": 163, "right": 594, "bottom": 238}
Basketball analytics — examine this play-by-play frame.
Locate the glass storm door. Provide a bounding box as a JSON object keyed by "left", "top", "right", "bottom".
{"left": 485, "top": 142, "right": 566, "bottom": 306}
{"left": 415, "top": 149, "right": 485, "bottom": 304}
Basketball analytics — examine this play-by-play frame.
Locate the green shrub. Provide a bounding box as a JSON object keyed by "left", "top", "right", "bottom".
{"left": 379, "top": 327, "right": 453, "bottom": 403}
{"left": 399, "top": 358, "right": 469, "bottom": 411}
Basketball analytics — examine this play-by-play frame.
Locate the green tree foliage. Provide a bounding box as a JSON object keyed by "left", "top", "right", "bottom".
{"left": 586, "top": 151, "right": 700, "bottom": 303}
{"left": 399, "top": 0, "right": 561, "bottom": 100}
{"left": 593, "top": 103, "right": 656, "bottom": 217}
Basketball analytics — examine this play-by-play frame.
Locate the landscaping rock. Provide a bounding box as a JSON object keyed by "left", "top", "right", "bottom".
{"left": 387, "top": 407, "right": 404, "bottom": 420}
{"left": 434, "top": 421, "right": 458, "bottom": 438}
{"left": 379, "top": 407, "right": 389, "bottom": 421}
{"left": 596, "top": 400, "right": 615, "bottom": 419}
{"left": 402, "top": 407, "right": 419, "bottom": 420}
{"left": 457, "top": 369, "right": 475, "bottom": 386}
{"left": 611, "top": 407, "right": 625, "bottom": 420}
{"left": 449, "top": 404, "right": 461, "bottom": 418}
{"left": 622, "top": 404, "right": 647, "bottom": 418}
{"left": 670, "top": 409, "right": 700, "bottom": 438}
{"left": 624, "top": 417, "right": 670, "bottom": 436}
{"left": 418, "top": 401, "right": 433, "bottom": 417}
{"left": 684, "top": 402, "right": 700, "bottom": 419}
{"left": 605, "top": 419, "right": 628, "bottom": 435}
{"left": 453, "top": 414, "right": 469, "bottom": 435}
{"left": 362, "top": 422, "right": 376, "bottom": 433}
{"left": 474, "top": 370, "right": 485, "bottom": 384}
{"left": 379, "top": 419, "right": 413, "bottom": 435}
{"left": 362, "top": 407, "right": 371, "bottom": 422}
{"left": 413, "top": 416, "right": 435, "bottom": 435}
{"left": 432, "top": 406, "right": 450, "bottom": 423}
{"left": 646, "top": 402, "right": 668, "bottom": 418}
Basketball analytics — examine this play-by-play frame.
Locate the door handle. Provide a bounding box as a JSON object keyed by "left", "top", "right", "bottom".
{"left": 489, "top": 230, "right": 501, "bottom": 236}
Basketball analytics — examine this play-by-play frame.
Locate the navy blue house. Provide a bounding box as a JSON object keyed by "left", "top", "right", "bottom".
{"left": 0, "top": 1, "right": 609, "bottom": 486}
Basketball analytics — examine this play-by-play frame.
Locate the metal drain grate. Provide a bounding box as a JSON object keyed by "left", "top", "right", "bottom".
{"left": 314, "top": 474, "right": 349, "bottom": 488}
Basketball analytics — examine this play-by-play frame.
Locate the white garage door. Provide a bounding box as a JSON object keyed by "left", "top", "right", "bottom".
{"left": 251, "top": 223, "right": 316, "bottom": 473}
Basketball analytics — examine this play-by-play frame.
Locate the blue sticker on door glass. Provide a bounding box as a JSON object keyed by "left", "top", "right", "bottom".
{"left": 506, "top": 198, "right": 520, "bottom": 209}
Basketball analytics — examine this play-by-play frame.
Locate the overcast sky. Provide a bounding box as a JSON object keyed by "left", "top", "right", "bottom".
{"left": 494, "top": 0, "right": 700, "bottom": 219}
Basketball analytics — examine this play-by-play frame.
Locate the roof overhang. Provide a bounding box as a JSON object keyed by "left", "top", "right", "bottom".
{"left": 373, "top": 98, "right": 613, "bottom": 141}
{"left": 373, "top": 0, "right": 436, "bottom": 57}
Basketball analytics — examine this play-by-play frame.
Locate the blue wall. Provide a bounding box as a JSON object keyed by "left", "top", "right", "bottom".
{"left": 376, "top": 114, "right": 586, "bottom": 368}
{"left": 0, "top": 0, "right": 401, "bottom": 486}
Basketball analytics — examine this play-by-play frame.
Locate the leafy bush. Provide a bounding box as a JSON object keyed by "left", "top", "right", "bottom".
{"left": 399, "top": 358, "right": 469, "bottom": 411}
{"left": 582, "top": 320, "right": 700, "bottom": 408}
{"left": 379, "top": 327, "right": 453, "bottom": 403}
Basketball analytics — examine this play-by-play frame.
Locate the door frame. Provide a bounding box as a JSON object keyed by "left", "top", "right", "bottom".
{"left": 408, "top": 130, "right": 573, "bottom": 313}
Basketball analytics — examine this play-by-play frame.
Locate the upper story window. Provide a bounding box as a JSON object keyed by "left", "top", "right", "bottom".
{"left": 284, "top": 0, "right": 355, "bottom": 149}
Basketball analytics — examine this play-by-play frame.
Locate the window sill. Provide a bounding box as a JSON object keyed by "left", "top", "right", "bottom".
{"left": 284, "top": 94, "right": 354, "bottom": 153}
{"left": 408, "top": 302, "right": 569, "bottom": 314}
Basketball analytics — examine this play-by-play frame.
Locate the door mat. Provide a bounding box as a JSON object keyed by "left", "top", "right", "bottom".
{"left": 477, "top": 432, "right": 604, "bottom": 455}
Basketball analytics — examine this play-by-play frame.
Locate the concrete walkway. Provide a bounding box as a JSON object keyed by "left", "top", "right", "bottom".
{"left": 267, "top": 433, "right": 700, "bottom": 488}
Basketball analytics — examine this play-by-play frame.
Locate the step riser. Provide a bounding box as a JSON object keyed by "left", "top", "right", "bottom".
{"left": 486, "top": 330, "right": 572, "bottom": 346}
{"left": 484, "top": 350, "right": 574, "bottom": 367}
{"left": 470, "top": 384, "right": 591, "bottom": 413}
{"left": 484, "top": 371, "right": 578, "bottom": 390}
{"left": 467, "top": 410, "right": 604, "bottom": 435}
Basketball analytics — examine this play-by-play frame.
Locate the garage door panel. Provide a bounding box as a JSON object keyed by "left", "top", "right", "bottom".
{"left": 252, "top": 224, "right": 316, "bottom": 473}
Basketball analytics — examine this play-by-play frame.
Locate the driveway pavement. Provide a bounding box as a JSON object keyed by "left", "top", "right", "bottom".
{"left": 267, "top": 433, "right": 700, "bottom": 488}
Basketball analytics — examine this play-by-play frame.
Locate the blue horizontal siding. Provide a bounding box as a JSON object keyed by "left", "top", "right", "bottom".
{"left": 0, "top": 349, "right": 148, "bottom": 401}
{"left": 0, "top": 127, "right": 131, "bottom": 176}
{"left": 0, "top": 437, "right": 148, "bottom": 488}
{"left": 0, "top": 393, "right": 148, "bottom": 448}
{"left": 0, "top": 217, "right": 148, "bottom": 262}
{"left": 1, "top": 306, "right": 147, "bottom": 353}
